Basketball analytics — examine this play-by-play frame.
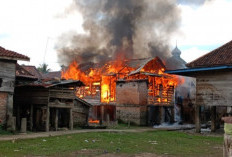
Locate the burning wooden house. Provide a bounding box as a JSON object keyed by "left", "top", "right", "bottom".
{"left": 14, "top": 79, "right": 85, "bottom": 132}
{"left": 0, "top": 46, "right": 30, "bottom": 130}
{"left": 62, "top": 56, "right": 182, "bottom": 125}
{"left": 167, "top": 40, "right": 232, "bottom": 132}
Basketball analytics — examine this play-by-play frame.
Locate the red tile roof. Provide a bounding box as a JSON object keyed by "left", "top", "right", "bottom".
{"left": 21, "top": 65, "right": 42, "bottom": 79}
{"left": 0, "top": 46, "right": 30, "bottom": 61}
{"left": 186, "top": 40, "right": 232, "bottom": 68}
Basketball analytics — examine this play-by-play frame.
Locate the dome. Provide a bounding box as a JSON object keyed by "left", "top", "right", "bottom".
{"left": 171, "top": 46, "right": 181, "bottom": 57}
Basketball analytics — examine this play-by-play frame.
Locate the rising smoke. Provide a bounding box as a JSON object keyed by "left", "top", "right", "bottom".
{"left": 56, "top": 0, "right": 182, "bottom": 65}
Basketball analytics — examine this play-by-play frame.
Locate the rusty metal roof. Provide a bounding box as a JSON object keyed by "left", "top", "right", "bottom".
{"left": 128, "top": 57, "right": 166, "bottom": 76}
{"left": 42, "top": 71, "right": 62, "bottom": 79}
{"left": 75, "top": 97, "right": 92, "bottom": 107}
{"left": 0, "top": 46, "right": 30, "bottom": 61}
{"left": 16, "top": 64, "right": 37, "bottom": 80}
{"left": 17, "top": 79, "right": 84, "bottom": 88}
{"left": 187, "top": 40, "right": 232, "bottom": 68}
{"left": 21, "top": 65, "right": 42, "bottom": 80}
{"left": 53, "top": 57, "right": 165, "bottom": 79}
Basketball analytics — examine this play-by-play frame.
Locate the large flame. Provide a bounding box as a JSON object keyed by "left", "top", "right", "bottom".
{"left": 62, "top": 57, "right": 181, "bottom": 104}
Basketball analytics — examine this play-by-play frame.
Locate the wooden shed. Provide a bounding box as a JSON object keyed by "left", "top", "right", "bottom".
{"left": 73, "top": 97, "right": 92, "bottom": 127}
{"left": 0, "top": 46, "right": 29, "bottom": 130}
{"left": 14, "top": 79, "right": 84, "bottom": 132}
{"left": 166, "top": 40, "right": 232, "bottom": 132}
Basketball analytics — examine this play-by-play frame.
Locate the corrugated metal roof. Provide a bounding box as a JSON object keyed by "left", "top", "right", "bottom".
{"left": 17, "top": 79, "right": 84, "bottom": 88}
{"left": 187, "top": 40, "right": 232, "bottom": 68}
{"left": 75, "top": 97, "right": 92, "bottom": 107}
{"left": 165, "top": 65, "right": 232, "bottom": 76}
{"left": 52, "top": 57, "right": 165, "bottom": 79}
{"left": 128, "top": 57, "right": 165, "bottom": 76}
{"left": 0, "top": 46, "right": 30, "bottom": 61}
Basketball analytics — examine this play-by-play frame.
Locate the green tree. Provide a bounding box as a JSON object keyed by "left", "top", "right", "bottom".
{"left": 37, "top": 63, "right": 50, "bottom": 74}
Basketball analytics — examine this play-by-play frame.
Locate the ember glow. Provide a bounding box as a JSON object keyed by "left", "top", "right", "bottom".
{"left": 88, "top": 119, "right": 100, "bottom": 124}
{"left": 62, "top": 57, "right": 181, "bottom": 105}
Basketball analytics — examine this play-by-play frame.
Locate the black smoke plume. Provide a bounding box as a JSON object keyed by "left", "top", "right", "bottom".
{"left": 56, "top": 0, "right": 181, "bottom": 65}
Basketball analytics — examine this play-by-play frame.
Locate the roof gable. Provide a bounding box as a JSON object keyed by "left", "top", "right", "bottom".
{"left": 0, "top": 46, "right": 30, "bottom": 61}
{"left": 16, "top": 64, "right": 37, "bottom": 80}
{"left": 186, "top": 40, "right": 232, "bottom": 68}
{"left": 21, "top": 65, "right": 42, "bottom": 79}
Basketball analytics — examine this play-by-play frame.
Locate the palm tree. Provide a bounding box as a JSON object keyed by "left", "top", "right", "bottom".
{"left": 37, "top": 63, "right": 51, "bottom": 74}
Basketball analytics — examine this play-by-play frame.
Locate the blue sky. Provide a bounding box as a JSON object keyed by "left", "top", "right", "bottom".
{"left": 0, "top": 0, "right": 232, "bottom": 70}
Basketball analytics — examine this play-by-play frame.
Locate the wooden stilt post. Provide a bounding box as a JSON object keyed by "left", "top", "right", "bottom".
{"left": 159, "top": 106, "right": 164, "bottom": 124}
{"left": 46, "top": 107, "right": 50, "bottom": 132}
{"left": 30, "top": 104, "right": 33, "bottom": 131}
{"left": 16, "top": 105, "right": 20, "bottom": 130}
{"left": 171, "top": 106, "right": 175, "bottom": 123}
{"left": 55, "top": 109, "right": 58, "bottom": 131}
{"left": 195, "top": 105, "right": 201, "bottom": 133}
{"left": 69, "top": 108, "right": 73, "bottom": 130}
{"left": 210, "top": 106, "right": 216, "bottom": 132}
{"left": 101, "top": 105, "right": 104, "bottom": 124}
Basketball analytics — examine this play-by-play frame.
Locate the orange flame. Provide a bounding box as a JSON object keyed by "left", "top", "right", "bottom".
{"left": 88, "top": 119, "right": 100, "bottom": 124}
{"left": 62, "top": 57, "right": 183, "bottom": 105}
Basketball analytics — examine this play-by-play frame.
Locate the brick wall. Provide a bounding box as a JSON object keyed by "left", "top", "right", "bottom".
{"left": 116, "top": 80, "right": 148, "bottom": 105}
{"left": 116, "top": 105, "right": 147, "bottom": 125}
{"left": 116, "top": 80, "right": 148, "bottom": 125}
{"left": 0, "top": 92, "right": 7, "bottom": 124}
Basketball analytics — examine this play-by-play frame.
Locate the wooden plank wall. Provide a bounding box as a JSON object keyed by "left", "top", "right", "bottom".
{"left": 0, "top": 60, "right": 16, "bottom": 93}
{"left": 14, "top": 88, "right": 49, "bottom": 105}
{"left": 196, "top": 70, "right": 232, "bottom": 107}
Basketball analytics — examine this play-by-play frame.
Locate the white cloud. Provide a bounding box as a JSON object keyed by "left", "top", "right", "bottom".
{"left": 181, "top": 47, "right": 208, "bottom": 63}
{"left": 1, "top": 0, "right": 232, "bottom": 70}
{"left": 173, "top": 0, "right": 232, "bottom": 47}
{"left": 171, "top": 0, "right": 232, "bottom": 63}
{"left": 0, "top": 0, "right": 83, "bottom": 71}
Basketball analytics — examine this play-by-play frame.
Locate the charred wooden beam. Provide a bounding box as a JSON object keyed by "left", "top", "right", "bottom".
{"left": 210, "top": 106, "right": 216, "bottom": 132}
{"left": 55, "top": 109, "right": 58, "bottom": 131}
{"left": 195, "top": 105, "right": 201, "bottom": 133}
{"left": 69, "top": 108, "right": 73, "bottom": 130}
{"left": 46, "top": 107, "right": 50, "bottom": 132}
{"left": 30, "top": 104, "right": 33, "bottom": 131}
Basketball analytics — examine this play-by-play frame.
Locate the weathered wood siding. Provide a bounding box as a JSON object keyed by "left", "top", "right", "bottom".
{"left": 196, "top": 70, "right": 232, "bottom": 107}
{"left": 0, "top": 60, "right": 16, "bottom": 93}
{"left": 73, "top": 100, "right": 89, "bottom": 126}
{"left": 49, "top": 89, "right": 75, "bottom": 99}
{"left": 14, "top": 88, "right": 49, "bottom": 105}
{"left": 0, "top": 92, "right": 7, "bottom": 123}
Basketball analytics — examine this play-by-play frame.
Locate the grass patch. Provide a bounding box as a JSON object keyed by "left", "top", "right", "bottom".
{"left": 0, "top": 130, "right": 223, "bottom": 157}
{"left": 0, "top": 125, "right": 12, "bottom": 135}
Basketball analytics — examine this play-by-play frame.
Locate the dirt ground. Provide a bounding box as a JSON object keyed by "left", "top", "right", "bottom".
{"left": 0, "top": 128, "right": 161, "bottom": 141}
{"left": 67, "top": 150, "right": 164, "bottom": 157}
